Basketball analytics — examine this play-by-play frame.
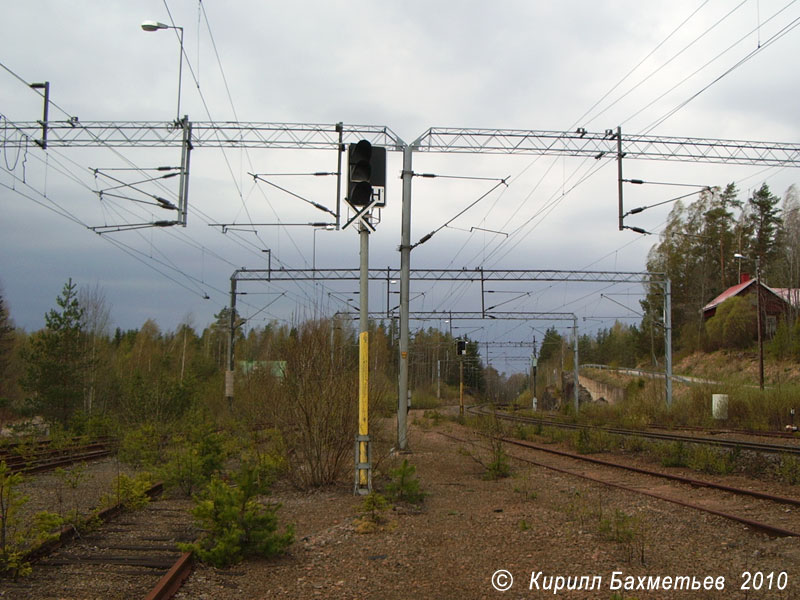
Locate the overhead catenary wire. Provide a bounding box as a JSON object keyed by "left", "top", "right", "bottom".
{"left": 410, "top": 177, "right": 509, "bottom": 249}
{"left": 460, "top": 2, "right": 798, "bottom": 287}
{"left": 441, "top": 3, "right": 800, "bottom": 331}
{"left": 640, "top": 11, "right": 800, "bottom": 133}
{"left": 624, "top": 0, "right": 799, "bottom": 130}
{"left": 432, "top": 0, "right": 720, "bottom": 290}
{"left": 572, "top": 0, "right": 713, "bottom": 130}
{"left": 584, "top": 0, "right": 749, "bottom": 128}
{"left": 192, "top": 0, "right": 351, "bottom": 312}
{"left": 424, "top": 2, "right": 800, "bottom": 366}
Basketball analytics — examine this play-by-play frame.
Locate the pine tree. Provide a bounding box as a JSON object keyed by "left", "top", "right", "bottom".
{"left": 22, "top": 279, "right": 87, "bottom": 426}
{"left": 747, "top": 183, "right": 782, "bottom": 272}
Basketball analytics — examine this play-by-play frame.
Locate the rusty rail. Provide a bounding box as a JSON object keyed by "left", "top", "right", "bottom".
{"left": 24, "top": 483, "right": 164, "bottom": 565}
{"left": 438, "top": 431, "right": 800, "bottom": 538}
{"left": 144, "top": 552, "right": 194, "bottom": 600}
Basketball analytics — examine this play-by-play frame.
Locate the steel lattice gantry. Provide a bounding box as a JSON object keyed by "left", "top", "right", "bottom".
{"left": 5, "top": 122, "right": 800, "bottom": 166}
{"left": 5, "top": 118, "right": 799, "bottom": 450}
{"left": 1, "top": 121, "right": 405, "bottom": 150}
{"left": 413, "top": 127, "right": 800, "bottom": 165}
{"left": 233, "top": 266, "right": 665, "bottom": 284}
{"left": 231, "top": 266, "right": 672, "bottom": 415}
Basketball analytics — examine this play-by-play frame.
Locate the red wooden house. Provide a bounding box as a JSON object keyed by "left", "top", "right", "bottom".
{"left": 702, "top": 274, "right": 799, "bottom": 338}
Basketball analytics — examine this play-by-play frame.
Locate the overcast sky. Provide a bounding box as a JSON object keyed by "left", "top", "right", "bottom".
{"left": 2, "top": 1, "right": 799, "bottom": 373}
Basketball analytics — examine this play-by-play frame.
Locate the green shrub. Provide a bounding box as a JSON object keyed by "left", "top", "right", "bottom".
{"left": 235, "top": 428, "right": 286, "bottom": 492}
{"left": 103, "top": 472, "right": 153, "bottom": 510}
{"left": 182, "top": 465, "right": 293, "bottom": 567}
{"left": 422, "top": 410, "right": 444, "bottom": 426}
{"left": 775, "top": 454, "right": 800, "bottom": 485}
{"left": 0, "top": 463, "right": 64, "bottom": 579}
{"left": 118, "top": 424, "right": 164, "bottom": 468}
{"left": 354, "top": 492, "right": 392, "bottom": 534}
{"left": 599, "top": 509, "right": 636, "bottom": 544}
{"left": 0, "top": 462, "right": 30, "bottom": 578}
{"left": 53, "top": 464, "right": 88, "bottom": 526}
{"left": 705, "top": 297, "right": 756, "bottom": 350}
{"left": 410, "top": 390, "right": 440, "bottom": 410}
{"left": 361, "top": 491, "right": 390, "bottom": 523}
{"left": 384, "top": 460, "right": 426, "bottom": 504}
{"left": 574, "top": 428, "right": 621, "bottom": 455}
{"left": 68, "top": 412, "right": 119, "bottom": 438}
{"left": 687, "top": 445, "right": 738, "bottom": 475}
{"left": 658, "top": 441, "right": 689, "bottom": 468}
{"left": 512, "top": 423, "right": 537, "bottom": 441}
{"left": 484, "top": 447, "right": 512, "bottom": 480}
{"left": 160, "top": 425, "right": 225, "bottom": 497}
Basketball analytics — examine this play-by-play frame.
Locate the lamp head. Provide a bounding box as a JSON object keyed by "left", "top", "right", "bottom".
{"left": 141, "top": 20, "right": 169, "bottom": 31}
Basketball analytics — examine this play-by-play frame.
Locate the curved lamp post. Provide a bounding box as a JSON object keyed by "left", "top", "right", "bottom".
{"left": 734, "top": 253, "right": 764, "bottom": 390}
{"left": 141, "top": 20, "right": 184, "bottom": 124}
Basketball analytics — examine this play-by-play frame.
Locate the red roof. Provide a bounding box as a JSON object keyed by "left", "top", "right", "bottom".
{"left": 702, "top": 279, "right": 756, "bottom": 312}
{"left": 703, "top": 281, "right": 800, "bottom": 313}
{"left": 772, "top": 288, "right": 800, "bottom": 308}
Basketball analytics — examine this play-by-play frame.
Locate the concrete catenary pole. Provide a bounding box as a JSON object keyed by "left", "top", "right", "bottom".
{"left": 397, "top": 142, "right": 414, "bottom": 451}
{"left": 573, "top": 316, "right": 579, "bottom": 413}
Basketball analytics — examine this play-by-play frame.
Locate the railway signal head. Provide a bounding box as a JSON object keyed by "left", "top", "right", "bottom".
{"left": 457, "top": 339, "right": 466, "bottom": 356}
{"left": 347, "top": 139, "right": 386, "bottom": 207}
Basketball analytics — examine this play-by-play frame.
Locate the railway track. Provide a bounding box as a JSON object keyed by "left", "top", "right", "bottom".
{"left": 440, "top": 426, "right": 800, "bottom": 539}
{"left": 649, "top": 423, "right": 800, "bottom": 440}
{"left": 1, "top": 438, "right": 193, "bottom": 599}
{"left": 8, "top": 483, "right": 196, "bottom": 600}
{"left": 469, "top": 405, "right": 800, "bottom": 456}
{"left": 0, "top": 439, "right": 115, "bottom": 474}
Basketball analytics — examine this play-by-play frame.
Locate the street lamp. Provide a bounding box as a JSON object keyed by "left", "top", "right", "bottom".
{"left": 386, "top": 278, "right": 398, "bottom": 316}
{"left": 734, "top": 253, "right": 764, "bottom": 390}
{"left": 312, "top": 224, "right": 335, "bottom": 276}
{"left": 733, "top": 252, "right": 745, "bottom": 283}
{"left": 141, "top": 20, "right": 184, "bottom": 124}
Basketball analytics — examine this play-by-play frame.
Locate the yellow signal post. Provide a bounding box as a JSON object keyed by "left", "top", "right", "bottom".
{"left": 356, "top": 330, "right": 371, "bottom": 492}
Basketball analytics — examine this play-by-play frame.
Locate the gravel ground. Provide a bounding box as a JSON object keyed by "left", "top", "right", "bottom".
{"left": 14, "top": 457, "right": 137, "bottom": 528}
{"left": 5, "top": 413, "right": 799, "bottom": 599}
{"left": 174, "top": 413, "right": 800, "bottom": 600}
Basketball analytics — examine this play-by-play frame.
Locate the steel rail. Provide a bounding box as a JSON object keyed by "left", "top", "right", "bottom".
{"left": 25, "top": 482, "right": 165, "bottom": 565}
{"left": 498, "top": 436, "right": 800, "bottom": 508}
{"left": 3, "top": 442, "right": 115, "bottom": 474}
{"left": 439, "top": 431, "right": 800, "bottom": 538}
{"left": 471, "top": 406, "right": 800, "bottom": 456}
{"left": 144, "top": 552, "right": 194, "bottom": 600}
{"left": 16, "top": 449, "right": 113, "bottom": 474}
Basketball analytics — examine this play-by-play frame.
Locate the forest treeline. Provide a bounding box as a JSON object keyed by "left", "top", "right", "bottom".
{"left": 0, "top": 275, "right": 535, "bottom": 429}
